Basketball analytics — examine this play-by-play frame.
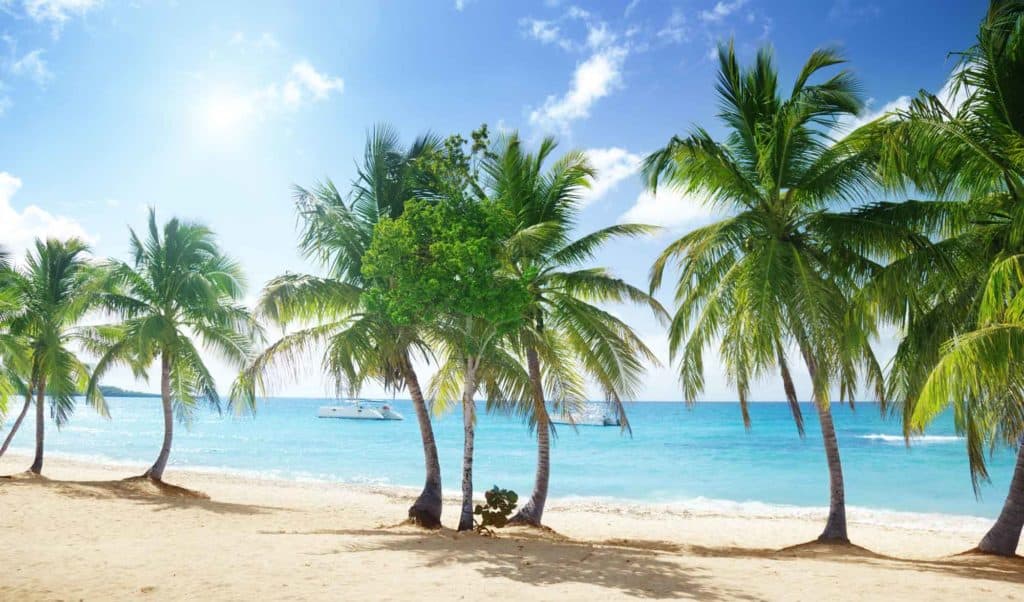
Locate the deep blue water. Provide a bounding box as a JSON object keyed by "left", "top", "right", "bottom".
{"left": 3, "top": 398, "right": 1017, "bottom": 519}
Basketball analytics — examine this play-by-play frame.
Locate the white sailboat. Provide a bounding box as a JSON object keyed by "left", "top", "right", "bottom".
{"left": 317, "top": 400, "right": 404, "bottom": 421}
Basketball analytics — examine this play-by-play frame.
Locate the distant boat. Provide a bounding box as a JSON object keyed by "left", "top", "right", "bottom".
{"left": 551, "top": 403, "right": 620, "bottom": 427}
{"left": 317, "top": 400, "right": 404, "bottom": 421}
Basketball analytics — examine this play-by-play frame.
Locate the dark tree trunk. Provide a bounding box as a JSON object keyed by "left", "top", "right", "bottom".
{"left": 0, "top": 391, "right": 32, "bottom": 458}
{"left": 402, "top": 357, "right": 443, "bottom": 529}
{"left": 814, "top": 399, "right": 849, "bottom": 542}
{"left": 801, "top": 350, "right": 848, "bottom": 543}
{"left": 978, "top": 444, "right": 1024, "bottom": 556}
{"left": 29, "top": 376, "right": 46, "bottom": 474}
{"left": 457, "top": 359, "right": 479, "bottom": 532}
{"left": 511, "top": 347, "right": 549, "bottom": 526}
{"left": 143, "top": 352, "right": 173, "bottom": 481}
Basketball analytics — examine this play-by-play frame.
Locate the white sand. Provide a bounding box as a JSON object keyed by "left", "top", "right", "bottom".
{"left": 1, "top": 453, "right": 1021, "bottom": 601}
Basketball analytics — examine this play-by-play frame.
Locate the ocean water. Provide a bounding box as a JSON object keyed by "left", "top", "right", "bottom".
{"left": 2, "top": 398, "right": 1017, "bottom": 520}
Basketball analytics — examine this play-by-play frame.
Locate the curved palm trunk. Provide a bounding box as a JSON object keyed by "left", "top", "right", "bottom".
{"left": 143, "top": 352, "right": 173, "bottom": 481}
{"left": 458, "top": 359, "right": 479, "bottom": 532}
{"left": 401, "top": 358, "right": 443, "bottom": 528}
{"left": 0, "top": 391, "right": 32, "bottom": 458}
{"left": 978, "top": 444, "right": 1024, "bottom": 556}
{"left": 802, "top": 350, "right": 848, "bottom": 542}
{"left": 511, "top": 347, "right": 549, "bottom": 526}
{"left": 29, "top": 376, "right": 46, "bottom": 474}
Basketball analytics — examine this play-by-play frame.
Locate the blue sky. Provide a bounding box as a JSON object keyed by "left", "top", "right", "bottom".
{"left": 0, "top": 0, "right": 986, "bottom": 401}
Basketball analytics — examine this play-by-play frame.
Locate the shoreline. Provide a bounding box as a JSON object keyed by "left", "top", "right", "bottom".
{"left": 2, "top": 453, "right": 1022, "bottom": 600}
{"left": 0, "top": 449, "right": 996, "bottom": 534}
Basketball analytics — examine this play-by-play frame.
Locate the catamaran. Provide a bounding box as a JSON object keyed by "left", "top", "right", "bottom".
{"left": 317, "top": 400, "right": 404, "bottom": 421}
{"left": 550, "top": 403, "right": 621, "bottom": 427}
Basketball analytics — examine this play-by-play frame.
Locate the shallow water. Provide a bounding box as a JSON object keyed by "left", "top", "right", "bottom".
{"left": 4, "top": 398, "right": 1016, "bottom": 519}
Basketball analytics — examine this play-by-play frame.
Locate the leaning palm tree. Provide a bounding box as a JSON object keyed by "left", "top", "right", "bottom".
{"left": 484, "top": 133, "right": 665, "bottom": 526}
{"left": 232, "top": 125, "right": 449, "bottom": 527}
{"left": 85, "top": 209, "right": 257, "bottom": 483}
{"left": 643, "top": 43, "right": 885, "bottom": 542}
{"left": 0, "top": 248, "right": 33, "bottom": 454}
{"left": 861, "top": 0, "right": 1024, "bottom": 556}
{"left": 6, "top": 238, "right": 105, "bottom": 474}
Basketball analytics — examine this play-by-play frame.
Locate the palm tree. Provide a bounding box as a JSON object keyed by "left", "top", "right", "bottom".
{"left": 85, "top": 209, "right": 257, "bottom": 483}
{"left": 861, "top": 0, "right": 1024, "bottom": 556}
{"left": 429, "top": 316, "right": 531, "bottom": 531}
{"left": 5, "top": 238, "right": 105, "bottom": 474}
{"left": 232, "top": 125, "right": 449, "bottom": 528}
{"left": 484, "top": 134, "right": 665, "bottom": 526}
{"left": 0, "top": 246, "right": 33, "bottom": 457}
{"left": 643, "top": 43, "right": 885, "bottom": 542}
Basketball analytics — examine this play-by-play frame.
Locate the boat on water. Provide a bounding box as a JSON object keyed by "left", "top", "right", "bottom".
{"left": 317, "top": 400, "right": 404, "bottom": 421}
{"left": 550, "top": 404, "right": 621, "bottom": 427}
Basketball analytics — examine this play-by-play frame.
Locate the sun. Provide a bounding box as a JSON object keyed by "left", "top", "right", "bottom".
{"left": 195, "top": 91, "right": 255, "bottom": 142}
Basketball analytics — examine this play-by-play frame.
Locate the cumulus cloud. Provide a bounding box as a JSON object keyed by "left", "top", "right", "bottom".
{"left": 620, "top": 187, "right": 717, "bottom": 230}
{"left": 580, "top": 147, "right": 642, "bottom": 207}
{"left": 529, "top": 45, "right": 627, "bottom": 134}
{"left": 0, "top": 172, "right": 95, "bottom": 260}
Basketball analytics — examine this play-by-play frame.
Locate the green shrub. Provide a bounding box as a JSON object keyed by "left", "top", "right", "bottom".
{"left": 474, "top": 486, "right": 518, "bottom": 533}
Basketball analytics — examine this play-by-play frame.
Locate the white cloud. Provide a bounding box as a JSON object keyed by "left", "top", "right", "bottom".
{"left": 699, "top": 0, "right": 747, "bottom": 23}
{"left": 528, "top": 45, "right": 627, "bottom": 134}
{"left": 835, "top": 71, "right": 968, "bottom": 135}
{"left": 624, "top": 0, "right": 641, "bottom": 16}
{"left": 620, "top": 187, "right": 717, "bottom": 230}
{"left": 580, "top": 147, "right": 642, "bottom": 207}
{"left": 454, "top": 0, "right": 474, "bottom": 10}
{"left": 9, "top": 48, "right": 53, "bottom": 85}
{"left": 17, "top": 0, "right": 101, "bottom": 36}
{"left": 657, "top": 8, "right": 688, "bottom": 43}
{"left": 521, "top": 18, "right": 563, "bottom": 45}
{"left": 0, "top": 172, "right": 95, "bottom": 260}
{"left": 285, "top": 60, "right": 344, "bottom": 102}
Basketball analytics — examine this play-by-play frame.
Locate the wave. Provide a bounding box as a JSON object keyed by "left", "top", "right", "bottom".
{"left": 857, "top": 433, "right": 962, "bottom": 444}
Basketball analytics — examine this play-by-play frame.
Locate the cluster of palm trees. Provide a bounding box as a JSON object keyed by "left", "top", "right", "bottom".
{"left": 642, "top": 1, "right": 1024, "bottom": 555}
{"left": 0, "top": 0, "right": 1022, "bottom": 558}
{"left": 0, "top": 216, "right": 258, "bottom": 480}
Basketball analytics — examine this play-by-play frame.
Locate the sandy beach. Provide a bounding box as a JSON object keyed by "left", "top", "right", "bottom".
{"left": 0, "top": 453, "right": 1020, "bottom": 601}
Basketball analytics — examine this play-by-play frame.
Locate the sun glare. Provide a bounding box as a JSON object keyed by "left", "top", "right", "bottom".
{"left": 196, "top": 91, "right": 254, "bottom": 141}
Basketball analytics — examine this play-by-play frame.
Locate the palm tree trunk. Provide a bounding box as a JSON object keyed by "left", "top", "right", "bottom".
{"left": 29, "top": 376, "right": 46, "bottom": 474}
{"left": 977, "top": 443, "right": 1024, "bottom": 556}
{"left": 143, "top": 352, "right": 173, "bottom": 481}
{"left": 458, "top": 359, "right": 479, "bottom": 532}
{"left": 0, "top": 391, "right": 32, "bottom": 458}
{"left": 401, "top": 357, "right": 443, "bottom": 529}
{"left": 801, "top": 350, "right": 848, "bottom": 542}
{"left": 511, "top": 347, "right": 549, "bottom": 526}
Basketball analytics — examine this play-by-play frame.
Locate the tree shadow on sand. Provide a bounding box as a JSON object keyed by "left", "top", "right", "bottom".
{"left": 0, "top": 471, "right": 281, "bottom": 516}
{"left": 673, "top": 539, "right": 1024, "bottom": 586}
{"left": 262, "top": 526, "right": 760, "bottom": 600}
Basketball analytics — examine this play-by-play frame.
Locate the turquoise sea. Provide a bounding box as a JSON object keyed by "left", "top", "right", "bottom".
{"left": 3, "top": 398, "right": 1017, "bottom": 520}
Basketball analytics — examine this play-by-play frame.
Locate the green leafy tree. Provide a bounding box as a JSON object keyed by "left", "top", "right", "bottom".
{"left": 643, "top": 43, "right": 885, "bottom": 542}
{"left": 484, "top": 133, "right": 665, "bottom": 527}
{"left": 232, "top": 125, "right": 451, "bottom": 528}
{"left": 85, "top": 210, "right": 257, "bottom": 483}
{"left": 5, "top": 239, "right": 105, "bottom": 474}
{"left": 859, "top": 0, "right": 1024, "bottom": 556}
{"left": 364, "top": 130, "right": 532, "bottom": 531}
